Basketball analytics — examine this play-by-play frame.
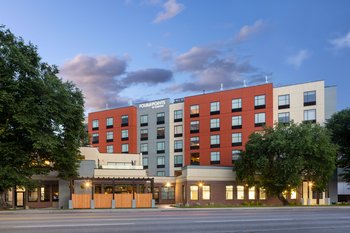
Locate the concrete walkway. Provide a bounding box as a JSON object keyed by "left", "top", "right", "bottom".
{"left": 1, "top": 205, "right": 350, "bottom": 215}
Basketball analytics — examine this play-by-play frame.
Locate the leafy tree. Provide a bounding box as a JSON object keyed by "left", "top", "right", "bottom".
{"left": 235, "top": 122, "right": 337, "bottom": 205}
{"left": 326, "top": 109, "right": 350, "bottom": 182}
{"left": 0, "top": 26, "right": 86, "bottom": 208}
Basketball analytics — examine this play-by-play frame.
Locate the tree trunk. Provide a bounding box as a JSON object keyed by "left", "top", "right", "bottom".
{"left": 277, "top": 193, "right": 289, "bottom": 206}
{"left": 316, "top": 192, "right": 320, "bottom": 205}
{"left": 0, "top": 191, "right": 8, "bottom": 209}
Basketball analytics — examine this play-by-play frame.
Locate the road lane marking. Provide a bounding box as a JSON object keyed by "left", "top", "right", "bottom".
{"left": 195, "top": 218, "right": 292, "bottom": 223}
{"left": 13, "top": 223, "right": 135, "bottom": 228}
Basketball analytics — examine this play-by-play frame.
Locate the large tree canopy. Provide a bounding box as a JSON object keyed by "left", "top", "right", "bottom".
{"left": 235, "top": 122, "right": 337, "bottom": 205}
{"left": 326, "top": 109, "right": 350, "bottom": 182}
{"left": 0, "top": 26, "right": 86, "bottom": 207}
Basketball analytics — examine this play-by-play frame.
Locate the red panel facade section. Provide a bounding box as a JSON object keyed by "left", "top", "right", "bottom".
{"left": 184, "top": 84, "right": 273, "bottom": 167}
{"left": 88, "top": 106, "right": 137, "bottom": 153}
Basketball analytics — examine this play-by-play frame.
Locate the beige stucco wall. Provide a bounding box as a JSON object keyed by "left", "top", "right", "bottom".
{"left": 177, "top": 166, "right": 236, "bottom": 182}
{"left": 80, "top": 147, "right": 142, "bottom": 166}
{"left": 273, "top": 81, "right": 325, "bottom": 124}
{"left": 94, "top": 169, "right": 147, "bottom": 178}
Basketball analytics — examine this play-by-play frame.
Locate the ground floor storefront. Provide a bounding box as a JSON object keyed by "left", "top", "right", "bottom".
{"left": 68, "top": 177, "right": 155, "bottom": 209}
{"left": 5, "top": 180, "right": 59, "bottom": 209}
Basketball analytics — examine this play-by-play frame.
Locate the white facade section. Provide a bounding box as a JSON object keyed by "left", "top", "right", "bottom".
{"left": 273, "top": 81, "right": 325, "bottom": 124}
{"left": 169, "top": 101, "right": 184, "bottom": 176}
{"left": 338, "top": 182, "right": 350, "bottom": 195}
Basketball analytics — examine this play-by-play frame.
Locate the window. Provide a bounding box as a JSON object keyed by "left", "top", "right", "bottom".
{"left": 40, "top": 185, "right": 50, "bottom": 202}
{"left": 122, "top": 144, "right": 128, "bottom": 153}
{"left": 190, "top": 152, "right": 200, "bottom": 165}
{"left": 190, "top": 186, "right": 199, "bottom": 200}
{"left": 312, "top": 190, "right": 323, "bottom": 199}
{"left": 52, "top": 185, "right": 58, "bottom": 201}
{"left": 249, "top": 186, "right": 255, "bottom": 200}
{"left": 161, "top": 187, "right": 175, "bottom": 200}
{"left": 121, "top": 115, "right": 128, "bottom": 127}
{"left": 157, "top": 156, "right": 165, "bottom": 168}
{"left": 190, "top": 137, "right": 199, "bottom": 150}
{"left": 157, "top": 112, "right": 165, "bottom": 124}
{"left": 106, "top": 145, "right": 113, "bottom": 153}
{"left": 106, "top": 131, "right": 113, "bottom": 142}
{"left": 142, "top": 157, "right": 148, "bottom": 169}
{"left": 157, "top": 127, "right": 165, "bottom": 139}
{"left": 210, "top": 118, "right": 220, "bottom": 131}
{"left": 232, "top": 133, "right": 242, "bottom": 146}
{"left": 254, "top": 95, "right": 266, "bottom": 109}
{"left": 174, "top": 110, "right": 183, "bottom": 122}
{"left": 237, "top": 185, "right": 244, "bottom": 200}
{"left": 210, "top": 151, "right": 220, "bottom": 164}
{"left": 140, "top": 129, "right": 148, "bottom": 141}
{"left": 304, "top": 91, "right": 316, "bottom": 106}
{"left": 232, "top": 115, "right": 242, "bottom": 129}
{"left": 157, "top": 171, "right": 165, "bottom": 177}
{"left": 304, "top": 109, "right": 316, "bottom": 123}
{"left": 157, "top": 142, "right": 165, "bottom": 153}
{"left": 232, "top": 98, "right": 242, "bottom": 112}
{"left": 226, "top": 185, "right": 234, "bottom": 200}
{"left": 190, "top": 105, "right": 199, "bottom": 117}
{"left": 140, "top": 143, "right": 148, "bottom": 155}
{"left": 291, "top": 189, "right": 297, "bottom": 199}
{"left": 210, "top": 135, "right": 220, "bottom": 148}
{"left": 255, "top": 112, "right": 266, "bottom": 127}
{"left": 28, "top": 188, "right": 38, "bottom": 202}
{"left": 259, "top": 188, "right": 266, "bottom": 200}
{"left": 140, "top": 115, "right": 148, "bottom": 127}
{"left": 190, "top": 121, "right": 199, "bottom": 133}
{"left": 92, "top": 120, "right": 99, "bottom": 130}
{"left": 202, "top": 185, "right": 210, "bottom": 200}
{"left": 92, "top": 133, "right": 99, "bottom": 144}
{"left": 210, "top": 102, "right": 220, "bottom": 114}
{"left": 232, "top": 150, "right": 241, "bottom": 162}
{"left": 174, "top": 155, "right": 183, "bottom": 167}
{"left": 121, "top": 130, "right": 128, "bottom": 140}
{"left": 174, "top": 125, "right": 183, "bottom": 137}
{"left": 278, "top": 94, "right": 290, "bottom": 109}
{"left": 278, "top": 112, "right": 290, "bottom": 124}
{"left": 106, "top": 117, "right": 113, "bottom": 128}
{"left": 174, "top": 140, "right": 183, "bottom": 152}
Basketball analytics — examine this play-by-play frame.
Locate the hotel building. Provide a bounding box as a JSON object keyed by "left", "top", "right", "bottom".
{"left": 82, "top": 80, "right": 338, "bottom": 206}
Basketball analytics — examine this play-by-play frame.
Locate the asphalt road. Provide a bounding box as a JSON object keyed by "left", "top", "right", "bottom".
{"left": 1, "top": 207, "right": 350, "bottom": 233}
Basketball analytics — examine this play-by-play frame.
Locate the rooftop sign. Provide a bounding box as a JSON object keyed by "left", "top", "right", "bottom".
{"left": 139, "top": 100, "right": 166, "bottom": 109}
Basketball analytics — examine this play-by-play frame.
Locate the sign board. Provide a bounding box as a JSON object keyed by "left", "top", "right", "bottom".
{"left": 139, "top": 100, "right": 166, "bottom": 109}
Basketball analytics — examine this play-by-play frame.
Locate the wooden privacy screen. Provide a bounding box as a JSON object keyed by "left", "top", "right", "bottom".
{"left": 115, "top": 193, "right": 133, "bottom": 208}
{"left": 135, "top": 193, "right": 152, "bottom": 208}
{"left": 72, "top": 194, "right": 91, "bottom": 209}
{"left": 72, "top": 193, "right": 152, "bottom": 208}
{"left": 94, "top": 194, "right": 113, "bottom": 208}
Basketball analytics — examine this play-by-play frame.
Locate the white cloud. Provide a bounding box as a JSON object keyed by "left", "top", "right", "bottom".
{"left": 60, "top": 54, "right": 172, "bottom": 111}
{"left": 175, "top": 47, "right": 218, "bottom": 71}
{"left": 234, "top": 20, "right": 265, "bottom": 43}
{"left": 286, "top": 49, "right": 311, "bottom": 69}
{"left": 167, "top": 46, "right": 265, "bottom": 93}
{"left": 153, "top": 0, "right": 184, "bottom": 23}
{"left": 330, "top": 31, "right": 350, "bottom": 49}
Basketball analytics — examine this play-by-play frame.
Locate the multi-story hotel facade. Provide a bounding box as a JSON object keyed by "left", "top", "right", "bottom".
{"left": 85, "top": 80, "right": 340, "bottom": 206}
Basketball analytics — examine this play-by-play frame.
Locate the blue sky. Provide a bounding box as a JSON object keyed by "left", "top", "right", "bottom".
{"left": 1, "top": 0, "right": 350, "bottom": 112}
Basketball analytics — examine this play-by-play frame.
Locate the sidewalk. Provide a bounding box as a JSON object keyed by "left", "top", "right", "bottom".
{"left": 1, "top": 205, "right": 350, "bottom": 215}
